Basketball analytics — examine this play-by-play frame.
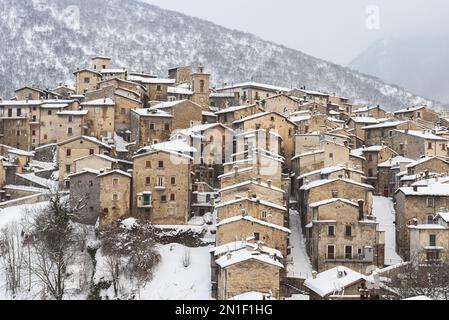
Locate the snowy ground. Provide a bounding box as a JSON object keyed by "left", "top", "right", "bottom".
{"left": 287, "top": 210, "right": 313, "bottom": 279}
{"left": 372, "top": 196, "right": 403, "bottom": 266}
{"left": 0, "top": 201, "right": 49, "bottom": 230}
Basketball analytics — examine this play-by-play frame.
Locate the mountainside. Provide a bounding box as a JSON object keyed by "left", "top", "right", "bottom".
{"left": 349, "top": 37, "right": 449, "bottom": 105}
{"left": 0, "top": 0, "right": 438, "bottom": 110}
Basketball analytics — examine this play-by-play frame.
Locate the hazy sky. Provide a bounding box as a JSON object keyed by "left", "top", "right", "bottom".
{"left": 143, "top": 0, "right": 449, "bottom": 66}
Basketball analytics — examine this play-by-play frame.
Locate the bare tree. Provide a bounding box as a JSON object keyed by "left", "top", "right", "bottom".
{"left": 100, "top": 219, "right": 161, "bottom": 297}
{"left": 182, "top": 248, "right": 191, "bottom": 268}
{"left": 0, "top": 222, "right": 25, "bottom": 297}
{"left": 25, "top": 191, "right": 85, "bottom": 300}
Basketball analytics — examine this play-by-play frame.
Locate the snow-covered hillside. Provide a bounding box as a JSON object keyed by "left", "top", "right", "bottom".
{"left": 0, "top": 0, "right": 436, "bottom": 110}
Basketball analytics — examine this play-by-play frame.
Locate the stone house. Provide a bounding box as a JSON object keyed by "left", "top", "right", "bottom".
{"left": 395, "top": 182, "right": 449, "bottom": 259}
{"left": 73, "top": 153, "right": 132, "bottom": 173}
{"left": 306, "top": 198, "right": 384, "bottom": 273}
{"left": 347, "top": 117, "right": 380, "bottom": 141}
{"left": 74, "top": 69, "right": 103, "bottom": 94}
{"left": 215, "top": 104, "right": 264, "bottom": 125}
{"left": 359, "top": 145, "right": 397, "bottom": 193}
{"left": 132, "top": 149, "right": 192, "bottom": 225}
{"left": 288, "top": 88, "right": 330, "bottom": 105}
{"left": 389, "top": 130, "right": 448, "bottom": 159}
{"left": 362, "top": 121, "right": 420, "bottom": 147}
{"left": 291, "top": 113, "right": 340, "bottom": 135}
{"left": 190, "top": 66, "right": 210, "bottom": 109}
{"left": 168, "top": 66, "right": 193, "bottom": 84}
{"left": 258, "top": 94, "right": 301, "bottom": 116}
{"left": 409, "top": 212, "right": 449, "bottom": 266}
{"left": 81, "top": 98, "right": 116, "bottom": 139}
{"left": 209, "top": 92, "right": 239, "bottom": 109}
{"left": 352, "top": 105, "right": 387, "bottom": 119}
{"left": 191, "top": 181, "right": 217, "bottom": 217}
{"left": 148, "top": 100, "right": 202, "bottom": 130}
{"left": 219, "top": 180, "right": 286, "bottom": 207}
{"left": 69, "top": 169, "right": 101, "bottom": 225}
{"left": 299, "top": 178, "right": 374, "bottom": 226}
{"left": 98, "top": 170, "right": 132, "bottom": 229}
{"left": 304, "top": 266, "right": 367, "bottom": 300}
{"left": 15, "top": 86, "right": 61, "bottom": 101}
{"left": 393, "top": 106, "right": 440, "bottom": 124}
{"left": 215, "top": 247, "right": 283, "bottom": 300}
{"left": 57, "top": 135, "right": 112, "bottom": 188}
{"left": 216, "top": 197, "right": 287, "bottom": 227}
{"left": 144, "top": 78, "right": 176, "bottom": 101}
{"left": 130, "top": 108, "right": 173, "bottom": 148}
{"left": 377, "top": 156, "right": 414, "bottom": 197}
{"left": 216, "top": 213, "right": 291, "bottom": 257}
{"left": 232, "top": 112, "right": 297, "bottom": 168}
{"left": 91, "top": 55, "right": 112, "bottom": 71}
{"left": 216, "top": 82, "right": 290, "bottom": 106}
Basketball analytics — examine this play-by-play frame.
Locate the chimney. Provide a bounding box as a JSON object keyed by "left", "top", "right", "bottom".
{"left": 233, "top": 166, "right": 239, "bottom": 177}
{"left": 413, "top": 185, "right": 418, "bottom": 192}
{"left": 256, "top": 177, "right": 262, "bottom": 184}
{"left": 412, "top": 218, "right": 418, "bottom": 226}
{"left": 241, "top": 208, "right": 247, "bottom": 217}
{"left": 312, "top": 271, "right": 318, "bottom": 279}
{"left": 425, "top": 170, "right": 429, "bottom": 179}
{"left": 358, "top": 200, "right": 365, "bottom": 221}
{"left": 267, "top": 179, "right": 272, "bottom": 188}
{"left": 226, "top": 251, "right": 232, "bottom": 260}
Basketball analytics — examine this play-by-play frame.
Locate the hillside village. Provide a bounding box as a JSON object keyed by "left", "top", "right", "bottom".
{"left": 1, "top": 55, "right": 449, "bottom": 300}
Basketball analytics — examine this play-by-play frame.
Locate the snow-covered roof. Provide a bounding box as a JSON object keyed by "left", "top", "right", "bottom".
{"left": 399, "top": 184, "right": 449, "bottom": 196}
{"left": 210, "top": 241, "right": 283, "bottom": 258}
{"left": 172, "top": 123, "right": 233, "bottom": 139}
{"left": 233, "top": 112, "right": 296, "bottom": 126}
{"left": 309, "top": 198, "right": 358, "bottom": 208}
{"left": 217, "top": 81, "right": 291, "bottom": 92}
{"left": 395, "top": 130, "right": 448, "bottom": 141}
{"left": 378, "top": 156, "right": 414, "bottom": 168}
{"left": 74, "top": 153, "right": 132, "bottom": 165}
{"left": 218, "top": 180, "right": 285, "bottom": 194}
{"left": 214, "top": 104, "right": 257, "bottom": 115}
{"left": 353, "top": 105, "right": 380, "bottom": 113}
{"left": 132, "top": 108, "right": 173, "bottom": 117}
{"left": 362, "top": 121, "right": 407, "bottom": 130}
{"left": 362, "top": 145, "right": 385, "bottom": 152}
{"left": 406, "top": 156, "right": 448, "bottom": 168}
{"left": 304, "top": 266, "right": 366, "bottom": 297}
{"left": 101, "top": 68, "right": 127, "bottom": 74}
{"left": 57, "top": 135, "right": 112, "bottom": 149}
{"left": 300, "top": 178, "right": 375, "bottom": 191}
{"left": 148, "top": 100, "right": 191, "bottom": 110}
{"left": 216, "top": 215, "right": 291, "bottom": 234}
{"left": 81, "top": 98, "right": 115, "bottom": 106}
{"left": 292, "top": 88, "right": 330, "bottom": 97}
{"left": 218, "top": 166, "right": 255, "bottom": 179}
{"left": 97, "top": 169, "right": 132, "bottom": 179}
{"left": 141, "top": 78, "right": 176, "bottom": 85}
{"left": 229, "top": 292, "right": 276, "bottom": 300}
{"left": 7, "top": 149, "right": 35, "bottom": 157}
{"left": 408, "top": 224, "right": 447, "bottom": 230}
{"left": 209, "top": 92, "right": 235, "bottom": 98}
{"left": 57, "top": 110, "right": 88, "bottom": 116}
{"left": 436, "top": 212, "right": 449, "bottom": 223}
{"left": 394, "top": 106, "right": 426, "bottom": 114}
{"left": 215, "top": 197, "right": 287, "bottom": 212}
{"left": 68, "top": 168, "right": 101, "bottom": 178}
{"left": 137, "top": 139, "right": 196, "bottom": 155}
{"left": 40, "top": 103, "right": 69, "bottom": 109}
{"left": 0, "top": 100, "right": 43, "bottom": 106}
{"left": 349, "top": 117, "right": 380, "bottom": 124}
{"left": 168, "top": 86, "right": 193, "bottom": 95}
{"left": 402, "top": 296, "right": 433, "bottom": 300}
{"left": 215, "top": 248, "right": 284, "bottom": 269}
{"left": 297, "top": 165, "right": 362, "bottom": 180}
{"left": 291, "top": 150, "right": 325, "bottom": 161}
{"left": 290, "top": 115, "right": 311, "bottom": 123}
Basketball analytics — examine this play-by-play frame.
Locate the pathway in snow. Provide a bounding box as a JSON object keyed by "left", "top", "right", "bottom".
{"left": 287, "top": 210, "right": 313, "bottom": 279}
{"left": 372, "top": 196, "right": 403, "bottom": 266}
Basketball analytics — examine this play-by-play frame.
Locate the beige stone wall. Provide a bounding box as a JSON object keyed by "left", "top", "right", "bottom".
{"left": 410, "top": 227, "right": 449, "bottom": 264}
{"left": 323, "top": 141, "right": 350, "bottom": 167}
{"left": 58, "top": 138, "right": 109, "bottom": 186}
{"left": 364, "top": 122, "right": 420, "bottom": 146}
{"left": 99, "top": 173, "right": 131, "bottom": 229}
{"left": 169, "top": 101, "right": 203, "bottom": 130}
{"left": 217, "top": 260, "right": 280, "bottom": 300}
{"left": 217, "top": 200, "right": 286, "bottom": 227}
{"left": 15, "top": 88, "right": 42, "bottom": 100}
{"left": 2, "top": 118, "right": 30, "bottom": 150}
{"left": 133, "top": 151, "right": 191, "bottom": 225}
{"left": 217, "top": 105, "right": 263, "bottom": 126}
{"left": 75, "top": 70, "right": 101, "bottom": 94}
{"left": 407, "top": 157, "right": 449, "bottom": 175}
{"left": 216, "top": 219, "right": 289, "bottom": 257}
{"left": 169, "top": 66, "right": 193, "bottom": 84}
{"left": 148, "top": 84, "right": 169, "bottom": 101}
{"left": 220, "top": 165, "right": 283, "bottom": 189}
{"left": 130, "top": 112, "right": 172, "bottom": 148}
{"left": 220, "top": 184, "right": 285, "bottom": 207}
{"left": 390, "top": 131, "right": 448, "bottom": 159}
{"left": 260, "top": 95, "right": 300, "bottom": 115}
{"left": 39, "top": 109, "right": 85, "bottom": 146}
{"left": 83, "top": 105, "right": 115, "bottom": 139}
{"left": 295, "top": 134, "right": 320, "bottom": 154}
{"left": 297, "top": 152, "right": 325, "bottom": 176}
{"left": 114, "top": 94, "right": 142, "bottom": 132}
{"left": 74, "top": 156, "right": 112, "bottom": 172}
{"left": 395, "top": 191, "right": 449, "bottom": 259}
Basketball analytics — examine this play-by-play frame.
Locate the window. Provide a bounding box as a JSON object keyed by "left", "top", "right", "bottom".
{"left": 89, "top": 180, "right": 93, "bottom": 187}
{"left": 332, "top": 190, "right": 338, "bottom": 198}
{"left": 368, "top": 154, "right": 373, "bottom": 162}
{"left": 146, "top": 161, "right": 151, "bottom": 168}
{"left": 113, "top": 178, "right": 119, "bottom": 186}
{"left": 32, "top": 115, "right": 36, "bottom": 122}
{"left": 427, "top": 197, "right": 434, "bottom": 208}
{"left": 170, "top": 194, "right": 175, "bottom": 201}
{"left": 48, "top": 110, "right": 52, "bottom": 116}
{"left": 443, "top": 144, "right": 447, "bottom": 151}
{"left": 84, "top": 77, "right": 90, "bottom": 84}
{"left": 345, "top": 246, "right": 353, "bottom": 260}
{"left": 164, "top": 123, "right": 170, "bottom": 131}
{"left": 161, "top": 195, "right": 167, "bottom": 203}
{"left": 327, "top": 245, "right": 335, "bottom": 260}
{"left": 171, "top": 177, "right": 176, "bottom": 185}
{"left": 143, "top": 194, "right": 152, "bottom": 206}
{"left": 345, "top": 225, "right": 352, "bottom": 237}
{"left": 199, "top": 80, "right": 205, "bottom": 93}
{"left": 428, "top": 215, "right": 435, "bottom": 224}
{"left": 65, "top": 165, "right": 71, "bottom": 173}
{"left": 16, "top": 130, "right": 20, "bottom": 137}
{"left": 417, "top": 112, "right": 421, "bottom": 118}
{"left": 261, "top": 211, "right": 268, "bottom": 219}
{"left": 157, "top": 85, "right": 162, "bottom": 91}
{"left": 254, "top": 232, "right": 260, "bottom": 241}
{"left": 429, "top": 235, "right": 437, "bottom": 247}
{"left": 368, "top": 169, "right": 374, "bottom": 177}
{"left": 44, "top": 134, "right": 48, "bottom": 140}
{"left": 157, "top": 176, "right": 165, "bottom": 187}
{"left": 389, "top": 130, "right": 393, "bottom": 137}
{"left": 17, "top": 108, "right": 21, "bottom": 116}
{"left": 66, "top": 149, "right": 72, "bottom": 157}
{"left": 328, "top": 226, "right": 335, "bottom": 236}
{"left": 428, "top": 142, "right": 433, "bottom": 150}
{"left": 329, "top": 153, "right": 334, "bottom": 159}
{"left": 427, "top": 250, "right": 440, "bottom": 262}
{"left": 158, "top": 161, "right": 164, "bottom": 168}
{"left": 32, "top": 130, "right": 36, "bottom": 136}
{"left": 149, "top": 123, "right": 155, "bottom": 130}
{"left": 112, "top": 193, "right": 119, "bottom": 201}
{"left": 67, "top": 127, "right": 73, "bottom": 135}
{"left": 89, "top": 149, "right": 95, "bottom": 155}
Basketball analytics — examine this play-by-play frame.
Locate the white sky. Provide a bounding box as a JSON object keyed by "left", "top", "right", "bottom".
{"left": 142, "top": 0, "right": 449, "bottom": 66}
